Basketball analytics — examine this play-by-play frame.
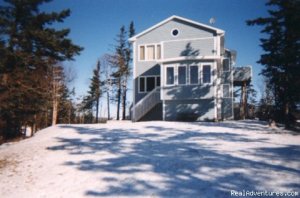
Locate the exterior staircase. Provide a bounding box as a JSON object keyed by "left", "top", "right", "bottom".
{"left": 132, "top": 87, "right": 161, "bottom": 122}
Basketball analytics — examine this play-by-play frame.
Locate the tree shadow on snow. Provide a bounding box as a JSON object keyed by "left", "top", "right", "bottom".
{"left": 46, "top": 123, "right": 300, "bottom": 197}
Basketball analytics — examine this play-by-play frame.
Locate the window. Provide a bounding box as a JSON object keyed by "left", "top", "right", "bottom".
{"left": 139, "top": 76, "right": 160, "bottom": 93}
{"left": 178, "top": 66, "right": 187, "bottom": 85}
{"left": 166, "top": 67, "right": 174, "bottom": 85}
{"left": 139, "top": 46, "right": 145, "bottom": 60}
{"left": 172, "top": 29, "right": 179, "bottom": 36}
{"left": 147, "top": 45, "right": 155, "bottom": 60}
{"left": 146, "top": 77, "right": 155, "bottom": 92}
{"left": 156, "top": 76, "right": 160, "bottom": 87}
{"left": 190, "top": 65, "right": 198, "bottom": 84}
{"left": 139, "top": 77, "right": 145, "bottom": 92}
{"left": 223, "top": 59, "right": 230, "bottom": 72}
{"left": 223, "top": 84, "right": 230, "bottom": 97}
{"left": 157, "top": 44, "right": 161, "bottom": 59}
{"left": 203, "top": 65, "right": 211, "bottom": 83}
{"left": 139, "top": 44, "right": 161, "bottom": 61}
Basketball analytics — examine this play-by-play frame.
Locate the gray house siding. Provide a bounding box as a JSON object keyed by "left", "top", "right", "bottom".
{"left": 222, "top": 98, "right": 233, "bottom": 119}
{"left": 164, "top": 99, "right": 215, "bottom": 121}
{"left": 221, "top": 72, "right": 231, "bottom": 84}
{"left": 163, "top": 38, "right": 215, "bottom": 59}
{"left": 162, "top": 85, "right": 214, "bottom": 100}
{"left": 139, "top": 103, "right": 162, "bottom": 121}
{"left": 220, "top": 57, "right": 234, "bottom": 119}
{"left": 136, "top": 19, "right": 215, "bottom": 44}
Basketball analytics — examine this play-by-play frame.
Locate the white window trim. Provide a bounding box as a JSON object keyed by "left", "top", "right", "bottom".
{"left": 217, "top": 35, "right": 221, "bottom": 56}
{"left": 163, "top": 36, "right": 214, "bottom": 43}
{"left": 138, "top": 43, "right": 162, "bottom": 61}
{"left": 222, "top": 84, "right": 231, "bottom": 98}
{"left": 201, "top": 63, "right": 213, "bottom": 85}
{"left": 189, "top": 65, "right": 199, "bottom": 85}
{"left": 138, "top": 45, "right": 145, "bottom": 61}
{"left": 165, "top": 66, "right": 175, "bottom": 86}
{"left": 156, "top": 44, "right": 162, "bottom": 60}
{"left": 178, "top": 65, "right": 187, "bottom": 85}
{"left": 171, "top": 28, "right": 179, "bottom": 37}
{"left": 138, "top": 75, "right": 160, "bottom": 93}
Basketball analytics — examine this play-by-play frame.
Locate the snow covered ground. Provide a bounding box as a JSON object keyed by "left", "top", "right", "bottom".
{"left": 0, "top": 120, "right": 299, "bottom": 198}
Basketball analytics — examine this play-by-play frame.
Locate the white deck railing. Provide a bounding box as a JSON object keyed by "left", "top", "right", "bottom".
{"left": 132, "top": 87, "right": 161, "bottom": 122}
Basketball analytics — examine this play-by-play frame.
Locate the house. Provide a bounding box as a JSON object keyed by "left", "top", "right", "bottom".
{"left": 130, "top": 15, "right": 251, "bottom": 122}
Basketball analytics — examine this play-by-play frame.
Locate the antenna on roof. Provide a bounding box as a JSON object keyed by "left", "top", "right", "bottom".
{"left": 209, "top": 17, "right": 216, "bottom": 25}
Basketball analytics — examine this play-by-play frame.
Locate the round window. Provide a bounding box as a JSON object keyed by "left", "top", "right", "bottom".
{"left": 172, "top": 29, "right": 179, "bottom": 36}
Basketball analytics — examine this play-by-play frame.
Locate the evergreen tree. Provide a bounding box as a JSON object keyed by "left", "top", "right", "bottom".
{"left": 246, "top": 83, "right": 258, "bottom": 105}
{"left": 110, "top": 22, "right": 135, "bottom": 120}
{"left": 0, "top": 0, "right": 83, "bottom": 139}
{"left": 100, "top": 54, "right": 112, "bottom": 120}
{"left": 82, "top": 61, "right": 102, "bottom": 123}
{"left": 257, "top": 79, "right": 276, "bottom": 121}
{"left": 247, "top": 0, "right": 300, "bottom": 128}
{"left": 112, "top": 26, "right": 126, "bottom": 120}
{"left": 234, "top": 83, "right": 258, "bottom": 105}
{"left": 51, "top": 65, "right": 64, "bottom": 125}
{"left": 57, "top": 86, "right": 75, "bottom": 124}
{"left": 50, "top": 65, "right": 76, "bottom": 125}
{"left": 122, "top": 21, "right": 135, "bottom": 120}
{"left": 91, "top": 61, "right": 102, "bottom": 123}
{"left": 234, "top": 83, "right": 258, "bottom": 118}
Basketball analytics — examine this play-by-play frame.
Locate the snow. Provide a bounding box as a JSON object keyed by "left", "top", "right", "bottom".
{"left": 0, "top": 120, "right": 299, "bottom": 197}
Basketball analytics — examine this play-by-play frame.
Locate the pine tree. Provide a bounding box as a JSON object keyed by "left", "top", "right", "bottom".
{"left": 122, "top": 21, "right": 135, "bottom": 120}
{"left": 82, "top": 61, "right": 102, "bottom": 123}
{"left": 91, "top": 61, "right": 102, "bottom": 123}
{"left": 0, "top": 0, "right": 83, "bottom": 139}
{"left": 247, "top": 84, "right": 258, "bottom": 105}
{"left": 234, "top": 83, "right": 257, "bottom": 119}
{"left": 100, "top": 54, "right": 113, "bottom": 120}
{"left": 110, "top": 22, "right": 135, "bottom": 120}
{"left": 51, "top": 65, "right": 64, "bottom": 125}
{"left": 112, "top": 26, "right": 127, "bottom": 120}
{"left": 57, "top": 86, "right": 75, "bottom": 124}
{"left": 50, "top": 65, "right": 75, "bottom": 125}
{"left": 247, "top": 0, "right": 300, "bottom": 128}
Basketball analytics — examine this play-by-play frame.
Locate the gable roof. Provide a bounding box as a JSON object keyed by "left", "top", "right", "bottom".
{"left": 129, "top": 15, "right": 225, "bottom": 42}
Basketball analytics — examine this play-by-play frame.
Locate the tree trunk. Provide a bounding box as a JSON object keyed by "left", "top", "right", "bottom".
{"left": 52, "top": 99, "right": 58, "bottom": 125}
{"left": 284, "top": 101, "right": 290, "bottom": 129}
{"left": 107, "top": 90, "right": 110, "bottom": 120}
{"left": 122, "top": 78, "right": 127, "bottom": 120}
{"left": 45, "top": 106, "right": 48, "bottom": 126}
{"left": 23, "top": 126, "right": 27, "bottom": 138}
{"left": 116, "top": 78, "right": 121, "bottom": 120}
{"left": 68, "top": 102, "right": 71, "bottom": 124}
{"left": 122, "top": 88, "right": 126, "bottom": 120}
{"left": 51, "top": 66, "right": 62, "bottom": 126}
{"left": 241, "top": 81, "right": 247, "bottom": 120}
{"left": 31, "top": 114, "right": 37, "bottom": 137}
{"left": 95, "top": 97, "right": 99, "bottom": 123}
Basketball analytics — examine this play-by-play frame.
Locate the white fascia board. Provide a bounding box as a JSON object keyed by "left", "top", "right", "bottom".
{"left": 157, "top": 56, "right": 222, "bottom": 63}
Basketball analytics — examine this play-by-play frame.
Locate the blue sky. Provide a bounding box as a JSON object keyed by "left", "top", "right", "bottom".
{"left": 40, "top": 0, "right": 268, "bottom": 117}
